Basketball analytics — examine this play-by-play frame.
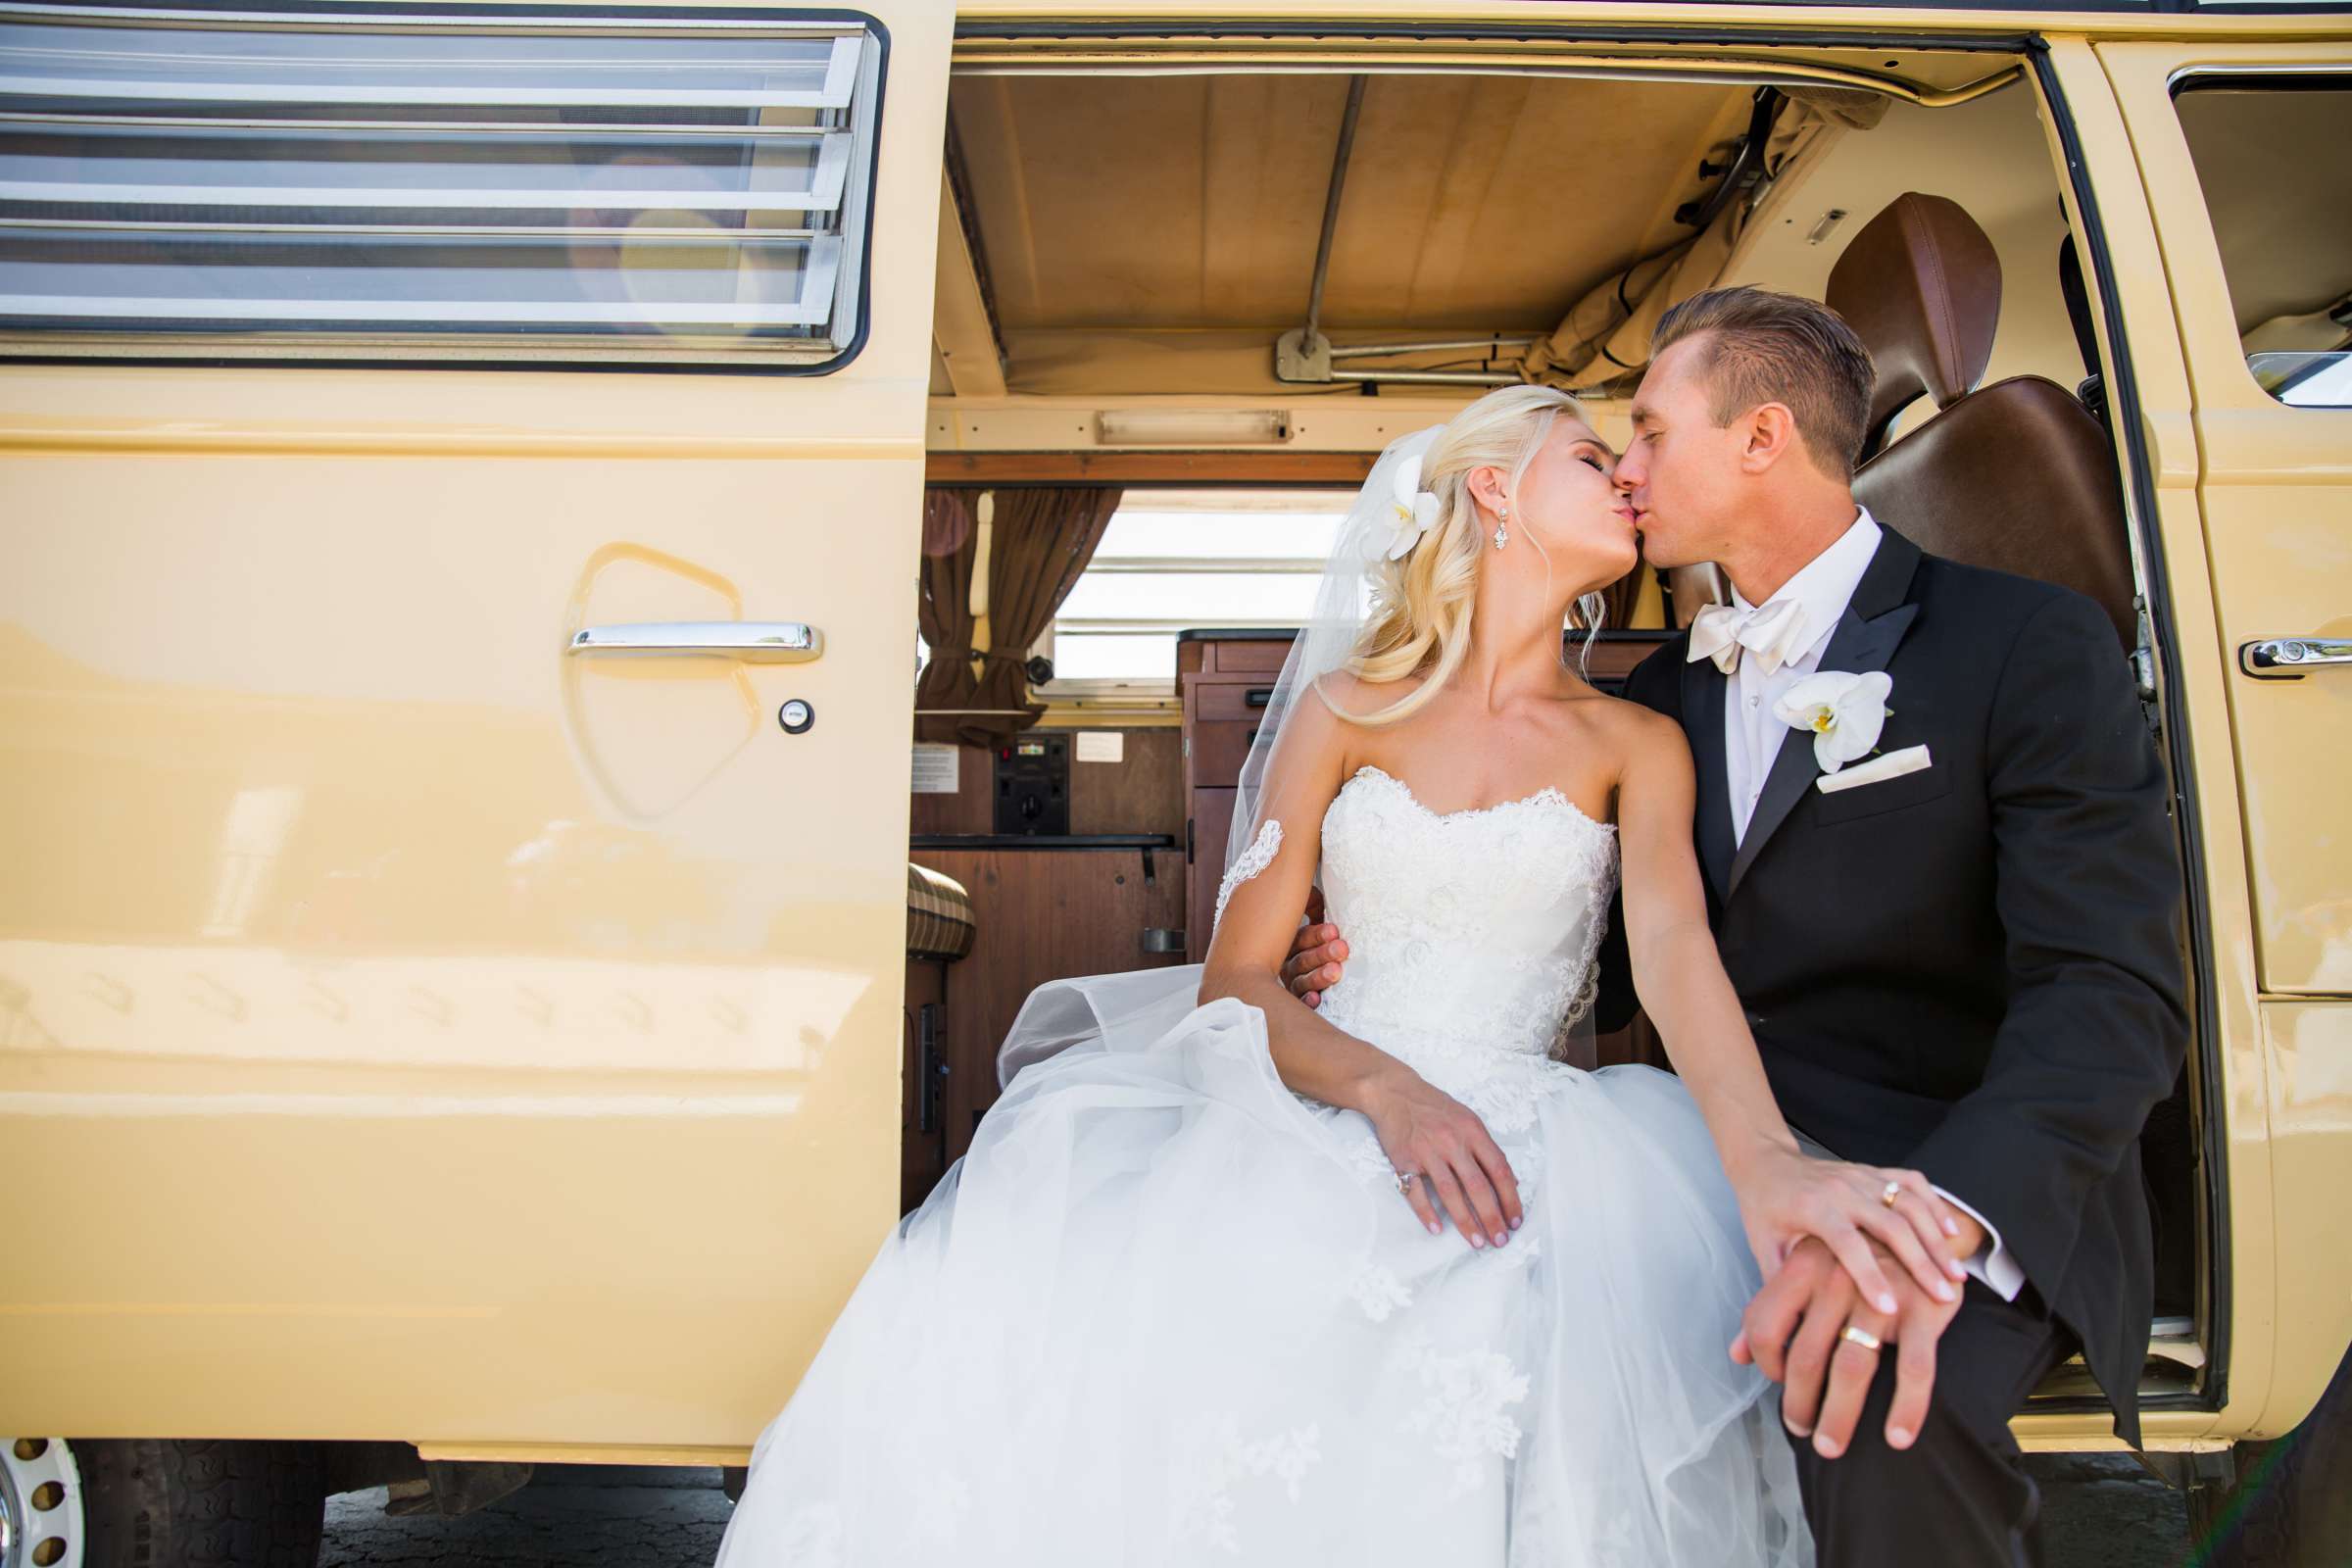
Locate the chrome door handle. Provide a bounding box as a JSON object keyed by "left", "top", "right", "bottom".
{"left": 566, "top": 621, "right": 822, "bottom": 662}
{"left": 2240, "top": 636, "right": 2352, "bottom": 678}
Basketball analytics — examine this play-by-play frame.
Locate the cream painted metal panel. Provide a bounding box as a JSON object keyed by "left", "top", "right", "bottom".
{"left": 2097, "top": 36, "right": 2352, "bottom": 1438}
{"left": 0, "top": 0, "right": 953, "bottom": 1451}
{"left": 2102, "top": 41, "right": 2352, "bottom": 998}
{"left": 2251, "top": 1001, "right": 2352, "bottom": 1436}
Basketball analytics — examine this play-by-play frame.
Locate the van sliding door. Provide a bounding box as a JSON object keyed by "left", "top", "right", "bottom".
{"left": 0, "top": 0, "right": 951, "bottom": 1453}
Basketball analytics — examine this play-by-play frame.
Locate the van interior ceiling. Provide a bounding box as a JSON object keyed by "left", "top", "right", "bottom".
{"left": 931, "top": 59, "right": 2079, "bottom": 405}
{"left": 906, "top": 51, "right": 2202, "bottom": 1401}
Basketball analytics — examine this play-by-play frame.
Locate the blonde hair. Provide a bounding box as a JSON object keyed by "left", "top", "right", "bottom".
{"left": 1337, "top": 383, "right": 1591, "bottom": 727}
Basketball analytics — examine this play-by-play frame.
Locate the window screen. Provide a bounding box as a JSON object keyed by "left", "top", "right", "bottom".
{"left": 1039, "top": 490, "right": 1354, "bottom": 695}
{"left": 0, "top": 4, "right": 883, "bottom": 364}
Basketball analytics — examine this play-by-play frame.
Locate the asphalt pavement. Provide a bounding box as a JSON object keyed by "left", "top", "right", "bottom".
{"left": 320, "top": 1456, "right": 2197, "bottom": 1566}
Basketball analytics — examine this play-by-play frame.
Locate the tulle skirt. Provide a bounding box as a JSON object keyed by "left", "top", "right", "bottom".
{"left": 715, "top": 969, "right": 1810, "bottom": 1566}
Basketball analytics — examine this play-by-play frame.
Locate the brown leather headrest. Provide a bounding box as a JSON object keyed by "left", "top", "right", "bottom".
{"left": 1827, "top": 193, "right": 2002, "bottom": 435}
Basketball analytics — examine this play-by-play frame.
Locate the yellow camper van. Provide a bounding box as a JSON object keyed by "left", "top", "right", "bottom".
{"left": 2, "top": 0, "right": 2347, "bottom": 1562}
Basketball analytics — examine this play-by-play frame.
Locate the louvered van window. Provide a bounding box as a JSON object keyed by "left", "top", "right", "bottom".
{"left": 0, "top": 4, "right": 884, "bottom": 364}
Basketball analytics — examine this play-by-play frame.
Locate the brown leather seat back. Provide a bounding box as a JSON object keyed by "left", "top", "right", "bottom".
{"left": 1828, "top": 193, "right": 2137, "bottom": 647}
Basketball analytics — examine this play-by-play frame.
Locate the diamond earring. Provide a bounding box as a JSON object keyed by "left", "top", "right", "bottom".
{"left": 1493, "top": 504, "right": 1509, "bottom": 551}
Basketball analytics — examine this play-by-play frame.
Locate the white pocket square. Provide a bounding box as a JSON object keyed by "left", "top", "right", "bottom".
{"left": 1816, "top": 744, "right": 1932, "bottom": 794}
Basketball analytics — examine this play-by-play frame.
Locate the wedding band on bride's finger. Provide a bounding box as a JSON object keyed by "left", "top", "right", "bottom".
{"left": 1839, "top": 1323, "right": 1884, "bottom": 1353}
{"left": 1394, "top": 1169, "right": 1417, "bottom": 1195}
{"left": 1880, "top": 1180, "right": 1903, "bottom": 1208}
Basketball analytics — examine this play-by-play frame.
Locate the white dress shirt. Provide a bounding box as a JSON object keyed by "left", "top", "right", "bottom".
{"left": 1721, "top": 512, "right": 1885, "bottom": 841}
{"left": 1714, "top": 508, "right": 2025, "bottom": 1301}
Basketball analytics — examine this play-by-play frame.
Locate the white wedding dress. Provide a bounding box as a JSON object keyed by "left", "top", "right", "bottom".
{"left": 716, "top": 764, "right": 1809, "bottom": 1567}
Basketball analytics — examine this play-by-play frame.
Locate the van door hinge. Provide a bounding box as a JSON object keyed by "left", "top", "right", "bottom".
{"left": 2132, "top": 596, "right": 2162, "bottom": 740}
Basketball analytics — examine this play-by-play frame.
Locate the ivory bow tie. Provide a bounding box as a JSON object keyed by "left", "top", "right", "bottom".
{"left": 1688, "top": 599, "right": 1810, "bottom": 676}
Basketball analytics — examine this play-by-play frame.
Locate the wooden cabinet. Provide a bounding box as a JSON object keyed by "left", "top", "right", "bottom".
{"left": 1179, "top": 632, "right": 1294, "bottom": 961}
{"left": 902, "top": 955, "right": 951, "bottom": 1213}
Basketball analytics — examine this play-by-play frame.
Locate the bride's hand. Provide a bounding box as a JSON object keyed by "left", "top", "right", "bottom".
{"left": 1363, "top": 1069, "right": 1522, "bottom": 1249}
{"left": 1731, "top": 1146, "right": 1967, "bottom": 1314}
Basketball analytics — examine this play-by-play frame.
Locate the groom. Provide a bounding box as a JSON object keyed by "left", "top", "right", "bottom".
{"left": 1287, "top": 287, "right": 2187, "bottom": 1565}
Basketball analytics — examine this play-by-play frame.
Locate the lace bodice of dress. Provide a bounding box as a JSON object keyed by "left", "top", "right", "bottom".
{"left": 1313, "top": 766, "right": 1619, "bottom": 1092}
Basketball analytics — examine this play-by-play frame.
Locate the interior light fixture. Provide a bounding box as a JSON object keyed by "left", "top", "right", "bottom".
{"left": 1096, "top": 409, "right": 1294, "bottom": 446}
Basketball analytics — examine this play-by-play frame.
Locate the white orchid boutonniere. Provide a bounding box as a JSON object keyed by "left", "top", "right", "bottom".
{"left": 1369, "top": 453, "right": 1442, "bottom": 563}
{"left": 1773, "top": 669, "right": 1894, "bottom": 773}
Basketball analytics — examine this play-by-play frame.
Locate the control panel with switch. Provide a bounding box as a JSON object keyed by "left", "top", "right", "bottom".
{"left": 994, "top": 735, "right": 1069, "bottom": 835}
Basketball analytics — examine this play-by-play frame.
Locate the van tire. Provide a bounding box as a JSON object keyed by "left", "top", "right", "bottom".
{"left": 2185, "top": 1345, "right": 2352, "bottom": 1567}
{"left": 74, "top": 1438, "right": 325, "bottom": 1568}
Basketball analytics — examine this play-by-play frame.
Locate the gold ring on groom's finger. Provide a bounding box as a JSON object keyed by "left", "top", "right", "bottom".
{"left": 1839, "top": 1323, "right": 1884, "bottom": 1353}
{"left": 1880, "top": 1180, "right": 1903, "bottom": 1208}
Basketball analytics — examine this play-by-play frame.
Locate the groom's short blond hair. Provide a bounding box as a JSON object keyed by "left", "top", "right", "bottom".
{"left": 1649, "top": 288, "right": 1876, "bottom": 481}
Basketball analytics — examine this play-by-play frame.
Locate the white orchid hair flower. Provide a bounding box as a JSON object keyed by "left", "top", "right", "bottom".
{"left": 1772, "top": 669, "right": 1894, "bottom": 773}
{"left": 1371, "top": 453, "right": 1444, "bottom": 563}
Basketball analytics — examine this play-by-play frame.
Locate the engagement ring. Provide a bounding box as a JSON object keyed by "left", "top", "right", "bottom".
{"left": 1395, "top": 1169, "right": 1416, "bottom": 1195}
{"left": 1880, "top": 1180, "right": 1902, "bottom": 1208}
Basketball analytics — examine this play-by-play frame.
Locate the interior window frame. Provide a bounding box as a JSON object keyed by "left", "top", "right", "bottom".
{"left": 2165, "top": 67, "right": 2352, "bottom": 411}
{"left": 1031, "top": 483, "right": 1357, "bottom": 715}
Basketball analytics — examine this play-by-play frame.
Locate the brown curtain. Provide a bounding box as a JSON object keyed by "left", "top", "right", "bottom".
{"left": 914, "top": 484, "right": 1123, "bottom": 748}
{"left": 1566, "top": 565, "right": 1650, "bottom": 638}
{"left": 1595, "top": 567, "right": 1649, "bottom": 632}
{"left": 914, "top": 489, "right": 981, "bottom": 745}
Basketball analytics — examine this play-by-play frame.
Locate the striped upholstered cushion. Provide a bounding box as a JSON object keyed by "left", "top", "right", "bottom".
{"left": 906, "top": 862, "right": 977, "bottom": 961}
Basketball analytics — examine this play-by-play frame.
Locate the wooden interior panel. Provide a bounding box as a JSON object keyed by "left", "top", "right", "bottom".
{"left": 1190, "top": 722, "right": 1259, "bottom": 798}
{"left": 908, "top": 746, "right": 994, "bottom": 837}
{"left": 1195, "top": 680, "right": 1278, "bottom": 722}
{"left": 1070, "top": 729, "right": 1185, "bottom": 836}
{"left": 1589, "top": 1013, "right": 1670, "bottom": 1074}
{"left": 1580, "top": 632, "right": 1674, "bottom": 685}
{"left": 910, "top": 729, "right": 1184, "bottom": 838}
{"left": 909, "top": 847, "right": 1188, "bottom": 1195}
{"left": 1200, "top": 639, "right": 1293, "bottom": 674}
{"left": 1184, "top": 645, "right": 1298, "bottom": 962}
{"left": 1179, "top": 632, "right": 1302, "bottom": 678}
{"left": 1187, "top": 788, "right": 1236, "bottom": 964}
{"left": 901, "top": 956, "right": 950, "bottom": 1212}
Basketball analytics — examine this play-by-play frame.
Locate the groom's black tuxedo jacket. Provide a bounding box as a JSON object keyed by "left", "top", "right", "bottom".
{"left": 1602, "top": 524, "right": 2188, "bottom": 1446}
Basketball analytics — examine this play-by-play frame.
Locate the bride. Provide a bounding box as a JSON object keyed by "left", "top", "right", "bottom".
{"left": 715, "top": 386, "right": 1968, "bottom": 1566}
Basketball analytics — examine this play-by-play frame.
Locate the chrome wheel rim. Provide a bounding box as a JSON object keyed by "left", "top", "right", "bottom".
{"left": 0, "top": 1440, "right": 85, "bottom": 1568}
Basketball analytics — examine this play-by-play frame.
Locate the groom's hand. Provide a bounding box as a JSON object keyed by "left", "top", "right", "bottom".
{"left": 1733, "top": 1234, "right": 1963, "bottom": 1459}
{"left": 1282, "top": 888, "right": 1348, "bottom": 1007}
